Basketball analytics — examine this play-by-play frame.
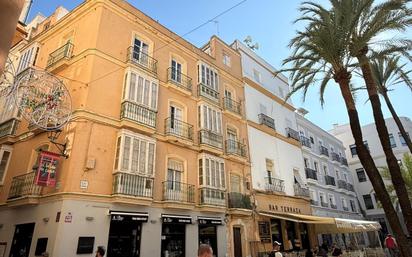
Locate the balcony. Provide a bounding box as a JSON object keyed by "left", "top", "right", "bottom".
{"left": 225, "top": 139, "right": 247, "bottom": 158}
{"left": 165, "top": 118, "right": 193, "bottom": 141}
{"left": 198, "top": 83, "right": 219, "bottom": 104}
{"left": 347, "top": 183, "right": 355, "bottom": 192}
{"left": 258, "top": 114, "right": 275, "bottom": 130}
{"left": 331, "top": 152, "right": 340, "bottom": 162}
{"left": 341, "top": 157, "right": 348, "bottom": 166}
{"left": 112, "top": 172, "right": 153, "bottom": 198}
{"left": 337, "top": 180, "right": 348, "bottom": 190}
{"left": 310, "top": 200, "right": 319, "bottom": 206}
{"left": 286, "top": 128, "right": 300, "bottom": 141}
{"left": 320, "top": 201, "right": 329, "bottom": 208}
{"left": 331, "top": 203, "right": 337, "bottom": 209}
{"left": 126, "top": 46, "right": 157, "bottom": 74}
{"left": 343, "top": 206, "right": 349, "bottom": 211}
{"left": 121, "top": 101, "right": 156, "bottom": 128}
{"left": 294, "top": 184, "right": 310, "bottom": 198}
{"left": 319, "top": 146, "right": 329, "bottom": 157}
{"left": 227, "top": 192, "right": 252, "bottom": 210}
{"left": 0, "top": 118, "right": 19, "bottom": 138}
{"left": 162, "top": 181, "right": 195, "bottom": 203}
{"left": 46, "top": 42, "right": 73, "bottom": 68}
{"left": 265, "top": 177, "right": 285, "bottom": 193}
{"left": 324, "top": 175, "right": 336, "bottom": 186}
{"left": 199, "top": 129, "right": 223, "bottom": 149}
{"left": 305, "top": 168, "right": 318, "bottom": 180}
{"left": 300, "top": 136, "right": 311, "bottom": 148}
{"left": 223, "top": 97, "right": 241, "bottom": 116}
{"left": 199, "top": 188, "right": 226, "bottom": 207}
{"left": 8, "top": 172, "right": 42, "bottom": 199}
{"left": 167, "top": 67, "right": 192, "bottom": 93}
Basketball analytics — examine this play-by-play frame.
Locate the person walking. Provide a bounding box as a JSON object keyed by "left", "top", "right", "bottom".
{"left": 198, "top": 244, "right": 213, "bottom": 257}
{"left": 331, "top": 244, "right": 342, "bottom": 257}
{"left": 95, "top": 246, "right": 105, "bottom": 257}
{"left": 384, "top": 234, "right": 398, "bottom": 257}
{"left": 269, "top": 241, "right": 283, "bottom": 257}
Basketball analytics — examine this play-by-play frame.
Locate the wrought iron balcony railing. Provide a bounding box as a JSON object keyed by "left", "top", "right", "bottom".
{"left": 225, "top": 139, "right": 247, "bottom": 157}
{"left": 300, "top": 136, "right": 311, "bottom": 148}
{"left": 341, "top": 157, "right": 348, "bottom": 166}
{"left": 321, "top": 201, "right": 329, "bottom": 208}
{"left": 347, "top": 183, "right": 355, "bottom": 192}
{"left": 198, "top": 83, "right": 219, "bottom": 103}
{"left": 8, "top": 172, "right": 42, "bottom": 199}
{"left": 331, "top": 203, "right": 337, "bottom": 209}
{"left": 310, "top": 200, "right": 319, "bottom": 206}
{"left": 47, "top": 42, "right": 74, "bottom": 67}
{"left": 0, "top": 118, "right": 19, "bottom": 138}
{"left": 319, "top": 146, "right": 329, "bottom": 157}
{"left": 305, "top": 168, "right": 318, "bottom": 180}
{"left": 294, "top": 184, "right": 310, "bottom": 197}
{"left": 265, "top": 177, "right": 285, "bottom": 193}
{"left": 162, "top": 181, "right": 195, "bottom": 203}
{"left": 343, "top": 206, "right": 349, "bottom": 211}
{"left": 331, "top": 152, "right": 340, "bottom": 162}
{"left": 227, "top": 192, "right": 252, "bottom": 210}
{"left": 199, "top": 187, "right": 226, "bottom": 206}
{"left": 337, "top": 180, "right": 348, "bottom": 190}
{"left": 199, "top": 129, "right": 223, "bottom": 149}
{"left": 223, "top": 97, "right": 241, "bottom": 115}
{"left": 286, "top": 127, "right": 300, "bottom": 141}
{"left": 112, "top": 172, "right": 154, "bottom": 198}
{"left": 165, "top": 117, "right": 193, "bottom": 141}
{"left": 126, "top": 46, "right": 157, "bottom": 74}
{"left": 121, "top": 101, "right": 156, "bottom": 128}
{"left": 258, "top": 113, "right": 275, "bottom": 130}
{"left": 167, "top": 67, "right": 192, "bottom": 92}
{"left": 324, "top": 175, "right": 336, "bottom": 186}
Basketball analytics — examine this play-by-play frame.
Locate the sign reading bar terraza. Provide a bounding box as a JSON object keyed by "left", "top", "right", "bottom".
{"left": 269, "top": 204, "right": 302, "bottom": 214}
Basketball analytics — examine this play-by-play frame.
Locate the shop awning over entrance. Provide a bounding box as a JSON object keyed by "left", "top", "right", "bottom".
{"left": 259, "top": 211, "right": 381, "bottom": 233}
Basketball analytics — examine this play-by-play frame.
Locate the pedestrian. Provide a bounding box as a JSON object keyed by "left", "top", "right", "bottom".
{"left": 317, "top": 242, "right": 328, "bottom": 257}
{"left": 331, "top": 244, "right": 342, "bottom": 257}
{"left": 95, "top": 246, "right": 105, "bottom": 257}
{"left": 384, "top": 234, "right": 398, "bottom": 257}
{"left": 198, "top": 244, "right": 213, "bottom": 257}
{"left": 269, "top": 241, "right": 283, "bottom": 257}
{"left": 305, "top": 248, "right": 315, "bottom": 257}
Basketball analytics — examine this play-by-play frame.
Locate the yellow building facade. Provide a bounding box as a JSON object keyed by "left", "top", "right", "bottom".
{"left": 0, "top": 1, "right": 254, "bottom": 257}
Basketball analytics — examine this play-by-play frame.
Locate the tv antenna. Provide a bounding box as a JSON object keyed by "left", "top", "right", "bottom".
{"left": 243, "top": 36, "right": 259, "bottom": 50}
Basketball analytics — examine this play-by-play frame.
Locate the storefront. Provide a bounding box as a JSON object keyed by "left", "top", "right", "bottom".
{"left": 160, "top": 214, "right": 192, "bottom": 257}
{"left": 198, "top": 217, "right": 222, "bottom": 257}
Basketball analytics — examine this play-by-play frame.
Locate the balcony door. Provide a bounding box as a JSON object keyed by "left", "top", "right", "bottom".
{"left": 170, "top": 105, "right": 183, "bottom": 136}
{"left": 166, "top": 159, "right": 183, "bottom": 201}
{"left": 230, "top": 174, "right": 241, "bottom": 193}
{"left": 133, "top": 38, "right": 149, "bottom": 65}
{"left": 171, "top": 59, "right": 182, "bottom": 83}
{"left": 226, "top": 127, "right": 238, "bottom": 153}
{"left": 224, "top": 89, "right": 234, "bottom": 109}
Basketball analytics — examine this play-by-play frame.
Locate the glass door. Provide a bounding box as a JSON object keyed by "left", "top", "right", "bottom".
{"left": 171, "top": 60, "right": 182, "bottom": 83}
{"left": 133, "top": 38, "right": 149, "bottom": 65}
{"left": 170, "top": 105, "right": 183, "bottom": 136}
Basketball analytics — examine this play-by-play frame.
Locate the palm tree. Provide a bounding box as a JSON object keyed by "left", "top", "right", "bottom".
{"left": 370, "top": 56, "right": 412, "bottom": 154}
{"left": 344, "top": 0, "right": 412, "bottom": 237}
{"left": 281, "top": 2, "right": 412, "bottom": 256}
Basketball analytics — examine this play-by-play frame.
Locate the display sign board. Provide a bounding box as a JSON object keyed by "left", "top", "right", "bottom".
{"left": 162, "top": 215, "right": 192, "bottom": 224}
{"left": 35, "top": 151, "right": 60, "bottom": 187}
{"left": 198, "top": 217, "right": 223, "bottom": 225}
{"left": 110, "top": 213, "right": 148, "bottom": 223}
{"left": 258, "top": 221, "right": 271, "bottom": 243}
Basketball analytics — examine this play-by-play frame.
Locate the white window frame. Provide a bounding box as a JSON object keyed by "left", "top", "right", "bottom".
{"left": 198, "top": 154, "right": 225, "bottom": 190}
{"left": 198, "top": 62, "right": 219, "bottom": 91}
{"left": 341, "top": 197, "right": 348, "bottom": 209}
{"left": 253, "top": 69, "right": 261, "bottom": 83}
{"left": 16, "top": 43, "right": 40, "bottom": 74}
{"left": 0, "top": 146, "right": 12, "bottom": 184}
{"left": 122, "top": 68, "right": 159, "bottom": 110}
{"left": 319, "top": 191, "right": 326, "bottom": 204}
{"left": 328, "top": 193, "right": 336, "bottom": 205}
{"left": 198, "top": 104, "right": 222, "bottom": 134}
{"left": 223, "top": 53, "right": 231, "bottom": 67}
{"left": 310, "top": 190, "right": 317, "bottom": 201}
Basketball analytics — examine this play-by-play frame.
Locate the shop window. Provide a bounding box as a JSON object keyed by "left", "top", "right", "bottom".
{"left": 161, "top": 223, "right": 185, "bottom": 257}
{"left": 76, "top": 237, "right": 95, "bottom": 254}
{"left": 199, "top": 225, "right": 218, "bottom": 257}
{"left": 270, "top": 219, "right": 283, "bottom": 250}
{"left": 34, "top": 238, "right": 48, "bottom": 256}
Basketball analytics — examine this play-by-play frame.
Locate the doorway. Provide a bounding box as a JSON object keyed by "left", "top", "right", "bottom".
{"left": 161, "top": 224, "right": 185, "bottom": 257}
{"left": 233, "top": 227, "right": 242, "bottom": 257}
{"left": 107, "top": 218, "right": 142, "bottom": 257}
{"left": 9, "top": 223, "right": 35, "bottom": 257}
{"left": 199, "top": 225, "right": 218, "bottom": 257}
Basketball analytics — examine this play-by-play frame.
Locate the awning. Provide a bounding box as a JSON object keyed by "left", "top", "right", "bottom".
{"left": 161, "top": 214, "right": 192, "bottom": 224}
{"left": 109, "top": 211, "right": 149, "bottom": 222}
{"left": 259, "top": 211, "right": 334, "bottom": 224}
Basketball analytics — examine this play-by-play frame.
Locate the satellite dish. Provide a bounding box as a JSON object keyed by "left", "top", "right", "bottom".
{"left": 253, "top": 43, "right": 259, "bottom": 50}
{"left": 244, "top": 35, "right": 252, "bottom": 43}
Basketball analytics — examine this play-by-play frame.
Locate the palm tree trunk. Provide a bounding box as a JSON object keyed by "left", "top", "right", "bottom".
{"left": 381, "top": 89, "right": 412, "bottom": 154}
{"left": 336, "top": 70, "right": 412, "bottom": 257}
{"left": 357, "top": 53, "right": 412, "bottom": 238}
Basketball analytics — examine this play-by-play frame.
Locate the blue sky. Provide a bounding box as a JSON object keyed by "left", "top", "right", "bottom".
{"left": 27, "top": 0, "right": 412, "bottom": 131}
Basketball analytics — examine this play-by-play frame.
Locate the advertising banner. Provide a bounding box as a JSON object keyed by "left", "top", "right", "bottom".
{"left": 35, "top": 151, "right": 60, "bottom": 187}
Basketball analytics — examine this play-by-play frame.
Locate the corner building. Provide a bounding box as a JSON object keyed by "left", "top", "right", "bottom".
{"left": 0, "top": 1, "right": 252, "bottom": 257}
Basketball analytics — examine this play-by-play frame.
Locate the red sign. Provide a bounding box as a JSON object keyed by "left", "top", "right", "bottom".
{"left": 35, "top": 151, "right": 60, "bottom": 187}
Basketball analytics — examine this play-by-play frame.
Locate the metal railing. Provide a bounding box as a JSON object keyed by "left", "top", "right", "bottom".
{"left": 331, "top": 203, "right": 337, "bottom": 209}
{"left": 112, "top": 172, "right": 154, "bottom": 198}
{"left": 337, "top": 180, "right": 348, "bottom": 190}
{"left": 198, "top": 83, "right": 219, "bottom": 103}
{"left": 310, "top": 200, "right": 319, "bottom": 206}
{"left": 225, "top": 139, "right": 247, "bottom": 157}
{"left": 286, "top": 128, "right": 300, "bottom": 141}
{"left": 199, "top": 129, "right": 223, "bottom": 149}
{"left": 199, "top": 188, "right": 226, "bottom": 206}
{"left": 162, "top": 181, "right": 195, "bottom": 203}
{"left": 265, "top": 177, "right": 285, "bottom": 193}
{"left": 0, "top": 118, "right": 19, "bottom": 138}
{"left": 294, "top": 184, "right": 310, "bottom": 197}
{"left": 343, "top": 206, "right": 349, "bottom": 211}
{"left": 331, "top": 152, "right": 340, "bottom": 162}
{"left": 305, "top": 168, "right": 318, "bottom": 180}
{"left": 121, "top": 101, "right": 156, "bottom": 128}
{"left": 321, "top": 201, "right": 329, "bottom": 208}
{"left": 347, "top": 183, "right": 355, "bottom": 192}
{"left": 319, "top": 146, "right": 329, "bottom": 157}
{"left": 258, "top": 113, "right": 275, "bottom": 130}
{"left": 324, "top": 175, "right": 336, "bottom": 186}
{"left": 165, "top": 117, "right": 193, "bottom": 141}
{"left": 167, "top": 67, "right": 192, "bottom": 92}
{"left": 47, "top": 42, "right": 73, "bottom": 67}
{"left": 126, "top": 46, "right": 157, "bottom": 74}
{"left": 223, "top": 97, "right": 241, "bottom": 115}
{"left": 300, "top": 136, "right": 311, "bottom": 148}
{"left": 227, "top": 192, "right": 252, "bottom": 209}
{"left": 341, "top": 157, "right": 348, "bottom": 166}
{"left": 8, "top": 172, "right": 42, "bottom": 199}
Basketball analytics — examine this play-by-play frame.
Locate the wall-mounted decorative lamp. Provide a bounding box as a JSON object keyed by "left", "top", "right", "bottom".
{"left": 43, "top": 217, "right": 50, "bottom": 223}
{"left": 85, "top": 216, "right": 94, "bottom": 221}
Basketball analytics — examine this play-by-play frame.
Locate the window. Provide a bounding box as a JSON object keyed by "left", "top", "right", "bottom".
{"left": 335, "top": 170, "right": 340, "bottom": 180}
{"left": 356, "top": 168, "right": 367, "bottom": 182}
{"left": 399, "top": 132, "right": 410, "bottom": 146}
{"left": 310, "top": 136, "right": 314, "bottom": 144}
{"left": 170, "top": 59, "right": 182, "bottom": 83}
{"left": 266, "top": 159, "right": 274, "bottom": 182}
{"left": 0, "top": 95, "right": 18, "bottom": 123}
{"left": 253, "top": 69, "right": 261, "bottom": 83}
{"left": 341, "top": 197, "right": 348, "bottom": 209}
{"left": 310, "top": 190, "right": 317, "bottom": 201}
{"left": 319, "top": 192, "right": 326, "bottom": 204}
{"left": 0, "top": 146, "right": 12, "bottom": 184}
{"left": 328, "top": 194, "right": 336, "bottom": 206}
{"left": 350, "top": 200, "right": 357, "bottom": 212}
{"left": 198, "top": 155, "right": 225, "bottom": 189}
{"left": 16, "top": 44, "right": 40, "bottom": 74}
{"left": 167, "top": 159, "right": 183, "bottom": 190}
{"left": 323, "top": 165, "right": 328, "bottom": 175}
{"left": 303, "top": 158, "right": 309, "bottom": 168}
{"left": 223, "top": 53, "right": 231, "bottom": 67}
{"left": 115, "top": 131, "right": 156, "bottom": 175}
{"left": 198, "top": 63, "right": 219, "bottom": 90}
{"left": 363, "top": 194, "right": 374, "bottom": 209}
{"left": 389, "top": 133, "right": 396, "bottom": 148}
{"left": 43, "top": 21, "right": 51, "bottom": 31}
{"left": 350, "top": 144, "right": 357, "bottom": 156}
{"left": 313, "top": 161, "right": 319, "bottom": 172}
{"left": 123, "top": 70, "right": 158, "bottom": 110}
{"left": 198, "top": 104, "right": 222, "bottom": 134}
{"left": 132, "top": 38, "right": 149, "bottom": 63}
{"left": 230, "top": 174, "right": 241, "bottom": 192}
